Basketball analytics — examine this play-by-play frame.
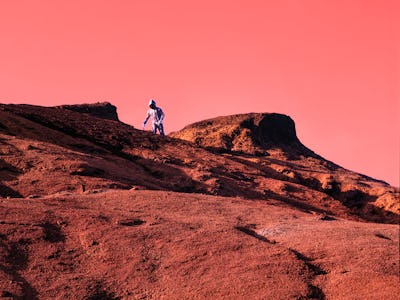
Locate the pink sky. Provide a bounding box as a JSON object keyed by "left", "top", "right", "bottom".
{"left": 0, "top": 0, "right": 398, "bottom": 186}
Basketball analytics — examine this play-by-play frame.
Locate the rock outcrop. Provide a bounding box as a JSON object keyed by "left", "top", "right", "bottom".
{"left": 58, "top": 102, "right": 119, "bottom": 121}
{"left": 170, "top": 113, "right": 309, "bottom": 155}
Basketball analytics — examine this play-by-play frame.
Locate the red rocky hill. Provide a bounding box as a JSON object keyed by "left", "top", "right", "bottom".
{"left": 0, "top": 103, "right": 398, "bottom": 299}
{"left": 0, "top": 104, "right": 398, "bottom": 222}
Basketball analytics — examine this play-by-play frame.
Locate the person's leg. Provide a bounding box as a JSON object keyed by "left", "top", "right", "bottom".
{"left": 152, "top": 123, "right": 157, "bottom": 134}
{"left": 159, "top": 123, "right": 165, "bottom": 136}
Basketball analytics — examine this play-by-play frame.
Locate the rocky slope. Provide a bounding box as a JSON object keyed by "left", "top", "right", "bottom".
{"left": 171, "top": 113, "right": 399, "bottom": 221}
{"left": 0, "top": 104, "right": 398, "bottom": 223}
{"left": 0, "top": 190, "right": 398, "bottom": 299}
{"left": 0, "top": 102, "right": 398, "bottom": 299}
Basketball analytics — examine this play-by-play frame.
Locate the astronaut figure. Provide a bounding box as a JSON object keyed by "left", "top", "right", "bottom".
{"left": 143, "top": 99, "right": 165, "bottom": 136}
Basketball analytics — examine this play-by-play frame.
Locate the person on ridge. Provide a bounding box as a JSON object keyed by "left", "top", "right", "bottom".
{"left": 143, "top": 99, "right": 165, "bottom": 136}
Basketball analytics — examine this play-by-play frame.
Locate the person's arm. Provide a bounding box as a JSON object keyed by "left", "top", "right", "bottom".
{"left": 143, "top": 111, "right": 150, "bottom": 128}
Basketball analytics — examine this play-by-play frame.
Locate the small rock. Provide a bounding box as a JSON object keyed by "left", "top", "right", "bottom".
{"left": 26, "top": 144, "right": 39, "bottom": 150}
{"left": 1, "top": 290, "right": 14, "bottom": 297}
{"left": 320, "top": 214, "right": 336, "bottom": 221}
{"left": 118, "top": 219, "right": 145, "bottom": 226}
{"left": 83, "top": 189, "right": 104, "bottom": 194}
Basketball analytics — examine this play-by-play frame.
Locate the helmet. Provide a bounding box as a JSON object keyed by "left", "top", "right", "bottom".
{"left": 149, "top": 99, "right": 156, "bottom": 107}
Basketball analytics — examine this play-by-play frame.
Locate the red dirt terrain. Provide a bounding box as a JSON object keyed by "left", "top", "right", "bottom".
{"left": 0, "top": 103, "right": 398, "bottom": 299}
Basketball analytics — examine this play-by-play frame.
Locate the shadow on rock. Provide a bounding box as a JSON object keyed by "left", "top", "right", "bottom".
{"left": 0, "top": 237, "right": 38, "bottom": 299}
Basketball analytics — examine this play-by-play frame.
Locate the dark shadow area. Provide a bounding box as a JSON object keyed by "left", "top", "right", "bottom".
{"left": 289, "top": 248, "right": 327, "bottom": 300}
{"left": 264, "top": 190, "right": 332, "bottom": 215}
{"left": 201, "top": 142, "right": 317, "bottom": 161}
{"left": 0, "top": 121, "right": 9, "bottom": 132}
{"left": 0, "top": 184, "right": 23, "bottom": 198}
{"left": 332, "top": 189, "right": 377, "bottom": 209}
{"left": 132, "top": 157, "right": 210, "bottom": 194}
{"left": 226, "top": 155, "right": 296, "bottom": 183}
{"left": 85, "top": 281, "right": 121, "bottom": 300}
{"left": 289, "top": 248, "right": 327, "bottom": 276}
{"left": 70, "top": 164, "right": 106, "bottom": 177}
{"left": 319, "top": 215, "right": 337, "bottom": 221}
{"left": 118, "top": 219, "right": 145, "bottom": 227}
{"left": 328, "top": 188, "right": 398, "bottom": 224}
{"left": 306, "top": 284, "right": 326, "bottom": 300}
{"left": 374, "top": 233, "right": 391, "bottom": 240}
{"left": 40, "top": 222, "right": 65, "bottom": 243}
{"left": 0, "top": 159, "right": 23, "bottom": 198}
{"left": 235, "top": 226, "right": 276, "bottom": 244}
{"left": 0, "top": 159, "right": 21, "bottom": 181}
{"left": 0, "top": 237, "right": 39, "bottom": 299}
{"left": 212, "top": 175, "right": 266, "bottom": 199}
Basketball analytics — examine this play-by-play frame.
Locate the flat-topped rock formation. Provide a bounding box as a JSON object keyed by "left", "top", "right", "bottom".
{"left": 170, "top": 113, "right": 314, "bottom": 156}
{"left": 58, "top": 102, "right": 120, "bottom": 121}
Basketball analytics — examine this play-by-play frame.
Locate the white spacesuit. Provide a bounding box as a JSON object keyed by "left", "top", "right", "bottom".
{"left": 143, "top": 99, "right": 165, "bottom": 136}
